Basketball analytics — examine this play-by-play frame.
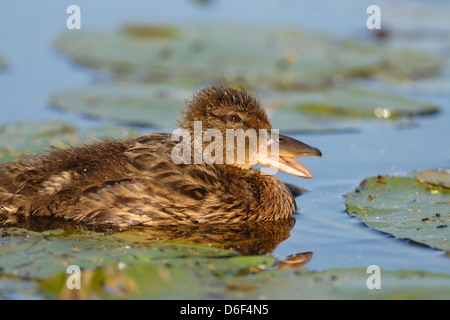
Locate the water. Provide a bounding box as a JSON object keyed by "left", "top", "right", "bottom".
{"left": 0, "top": 0, "right": 449, "bottom": 275}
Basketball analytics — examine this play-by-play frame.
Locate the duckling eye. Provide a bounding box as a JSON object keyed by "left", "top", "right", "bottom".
{"left": 228, "top": 114, "right": 242, "bottom": 123}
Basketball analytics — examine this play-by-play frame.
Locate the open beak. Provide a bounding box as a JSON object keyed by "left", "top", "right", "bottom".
{"left": 256, "top": 132, "right": 322, "bottom": 179}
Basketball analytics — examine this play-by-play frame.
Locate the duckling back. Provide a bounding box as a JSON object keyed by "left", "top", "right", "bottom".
{"left": 0, "top": 133, "right": 296, "bottom": 227}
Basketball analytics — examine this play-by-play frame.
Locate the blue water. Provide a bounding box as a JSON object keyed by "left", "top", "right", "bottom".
{"left": 1, "top": 0, "right": 449, "bottom": 275}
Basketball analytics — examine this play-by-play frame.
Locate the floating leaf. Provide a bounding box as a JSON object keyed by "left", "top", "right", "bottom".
{"left": 50, "top": 83, "right": 192, "bottom": 128}
{"left": 39, "top": 264, "right": 450, "bottom": 299}
{"left": 220, "top": 268, "right": 450, "bottom": 300}
{"left": 373, "top": 47, "right": 444, "bottom": 81}
{"left": 50, "top": 83, "right": 437, "bottom": 132}
{"left": 49, "top": 82, "right": 351, "bottom": 132}
{"left": 0, "top": 228, "right": 236, "bottom": 280}
{"left": 0, "top": 55, "right": 7, "bottom": 69}
{"left": 263, "top": 87, "right": 439, "bottom": 120}
{"left": 292, "top": 87, "right": 438, "bottom": 119}
{"left": 54, "top": 25, "right": 442, "bottom": 87}
{"left": 344, "top": 175, "right": 450, "bottom": 252}
{"left": 2, "top": 228, "right": 450, "bottom": 299}
{"left": 412, "top": 169, "right": 450, "bottom": 189}
{"left": 41, "top": 265, "right": 204, "bottom": 300}
{"left": 0, "top": 120, "right": 136, "bottom": 163}
{"left": 0, "top": 227, "right": 273, "bottom": 299}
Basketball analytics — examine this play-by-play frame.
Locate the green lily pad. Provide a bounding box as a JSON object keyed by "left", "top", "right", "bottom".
{"left": 344, "top": 175, "right": 450, "bottom": 252}
{"left": 0, "top": 228, "right": 236, "bottom": 280}
{"left": 373, "top": 47, "right": 444, "bottom": 81}
{"left": 412, "top": 169, "right": 450, "bottom": 189}
{"left": 49, "top": 82, "right": 349, "bottom": 132}
{"left": 290, "top": 87, "right": 438, "bottom": 119}
{"left": 0, "top": 55, "right": 7, "bottom": 69}
{"left": 40, "top": 264, "right": 204, "bottom": 300}
{"left": 220, "top": 268, "right": 450, "bottom": 300}
{"left": 260, "top": 86, "right": 438, "bottom": 131}
{"left": 54, "top": 25, "right": 442, "bottom": 87}
{"left": 50, "top": 83, "right": 437, "bottom": 132}
{"left": 2, "top": 227, "right": 450, "bottom": 299}
{"left": 0, "top": 120, "right": 136, "bottom": 163}
{"left": 0, "top": 227, "right": 273, "bottom": 299}
{"left": 50, "top": 83, "right": 192, "bottom": 128}
{"left": 40, "top": 264, "right": 450, "bottom": 300}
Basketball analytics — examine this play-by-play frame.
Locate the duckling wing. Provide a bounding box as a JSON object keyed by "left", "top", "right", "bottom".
{"left": 72, "top": 133, "right": 258, "bottom": 227}
{"left": 0, "top": 133, "right": 262, "bottom": 227}
{"left": 0, "top": 161, "right": 40, "bottom": 218}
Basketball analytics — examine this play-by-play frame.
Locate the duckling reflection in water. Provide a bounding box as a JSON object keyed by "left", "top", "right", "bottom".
{"left": 0, "top": 87, "right": 321, "bottom": 228}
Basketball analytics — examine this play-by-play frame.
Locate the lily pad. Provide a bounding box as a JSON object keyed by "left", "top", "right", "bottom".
{"left": 49, "top": 82, "right": 348, "bottom": 132}
{"left": 54, "top": 25, "right": 442, "bottom": 87}
{"left": 0, "top": 228, "right": 236, "bottom": 280}
{"left": 2, "top": 227, "right": 450, "bottom": 299}
{"left": 0, "top": 227, "right": 273, "bottom": 299}
{"left": 40, "top": 264, "right": 205, "bottom": 300}
{"left": 373, "top": 47, "right": 444, "bottom": 81}
{"left": 292, "top": 87, "right": 438, "bottom": 119}
{"left": 50, "top": 83, "right": 437, "bottom": 132}
{"left": 344, "top": 175, "right": 450, "bottom": 252}
{"left": 40, "top": 264, "right": 450, "bottom": 300}
{"left": 0, "top": 120, "right": 136, "bottom": 163}
{"left": 220, "top": 268, "right": 450, "bottom": 300}
{"left": 0, "top": 55, "right": 6, "bottom": 69}
{"left": 412, "top": 169, "right": 450, "bottom": 189}
{"left": 50, "top": 83, "right": 192, "bottom": 128}
{"left": 259, "top": 86, "right": 439, "bottom": 133}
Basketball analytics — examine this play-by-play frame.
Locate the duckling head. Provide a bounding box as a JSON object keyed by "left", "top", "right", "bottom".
{"left": 177, "top": 86, "right": 322, "bottom": 178}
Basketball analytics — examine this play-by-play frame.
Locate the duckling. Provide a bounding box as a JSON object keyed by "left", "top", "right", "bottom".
{"left": 0, "top": 87, "right": 321, "bottom": 227}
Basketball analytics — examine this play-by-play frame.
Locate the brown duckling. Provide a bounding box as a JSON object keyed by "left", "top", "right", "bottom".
{"left": 0, "top": 87, "right": 321, "bottom": 227}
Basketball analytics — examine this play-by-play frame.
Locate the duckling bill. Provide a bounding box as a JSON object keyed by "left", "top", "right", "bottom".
{"left": 0, "top": 87, "right": 321, "bottom": 227}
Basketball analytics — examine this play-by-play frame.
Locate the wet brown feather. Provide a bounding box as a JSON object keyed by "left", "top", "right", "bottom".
{"left": 0, "top": 87, "right": 297, "bottom": 227}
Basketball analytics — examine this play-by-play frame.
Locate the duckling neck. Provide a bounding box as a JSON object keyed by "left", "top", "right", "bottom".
{"left": 215, "top": 165, "right": 296, "bottom": 221}
{"left": 252, "top": 172, "right": 297, "bottom": 220}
